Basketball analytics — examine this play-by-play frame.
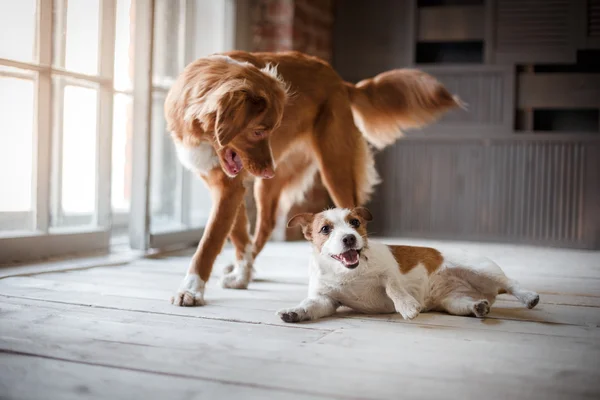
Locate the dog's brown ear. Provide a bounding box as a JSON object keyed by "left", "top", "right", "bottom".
{"left": 215, "top": 91, "right": 266, "bottom": 148}
{"left": 353, "top": 207, "right": 373, "bottom": 222}
{"left": 287, "top": 213, "right": 314, "bottom": 241}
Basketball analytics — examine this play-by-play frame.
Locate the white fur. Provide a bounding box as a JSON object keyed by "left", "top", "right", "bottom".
{"left": 221, "top": 243, "right": 254, "bottom": 289}
{"left": 174, "top": 140, "right": 219, "bottom": 176}
{"left": 319, "top": 209, "right": 366, "bottom": 259}
{"left": 260, "top": 63, "right": 289, "bottom": 94}
{"left": 356, "top": 145, "right": 381, "bottom": 206}
{"left": 280, "top": 162, "right": 319, "bottom": 212}
{"left": 277, "top": 208, "right": 539, "bottom": 322}
{"left": 208, "top": 55, "right": 289, "bottom": 94}
{"left": 172, "top": 273, "right": 205, "bottom": 306}
{"left": 207, "top": 54, "right": 253, "bottom": 67}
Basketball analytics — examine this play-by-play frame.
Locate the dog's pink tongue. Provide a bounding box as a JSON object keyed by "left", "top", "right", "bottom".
{"left": 340, "top": 249, "right": 359, "bottom": 265}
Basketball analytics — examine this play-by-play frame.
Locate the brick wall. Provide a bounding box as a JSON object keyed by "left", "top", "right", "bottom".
{"left": 249, "top": 0, "right": 335, "bottom": 240}
{"left": 252, "top": 0, "right": 335, "bottom": 61}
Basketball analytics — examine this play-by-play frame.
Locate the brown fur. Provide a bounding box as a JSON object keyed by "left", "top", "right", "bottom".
{"left": 287, "top": 213, "right": 332, "bottom": 253}
{"left": 344, "top": 207, "right": 372, "bottom": 242}
{"left": 191, "top": 168, "right": 247, "bottom": 282}
{"left": 165, "top": 51, "right": 459, "bottom": 294}
{"left": 388, "top": 245, "right": 444, "bottom": 275}
{"left": 346, "top": 69, "right": 462, "bottom": 149}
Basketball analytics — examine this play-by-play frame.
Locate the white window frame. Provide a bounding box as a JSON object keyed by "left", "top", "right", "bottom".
{"left": 130, "top": 0, "right": 234, "bottom": 250}
{"left": 0, "top": 0, "right": 116, "bottom": 262}
{"left": 130, "top": 0, "right": 200, "bottom": 250}
{"left": 1, "top": 0, "right": 236, "bottom": 261}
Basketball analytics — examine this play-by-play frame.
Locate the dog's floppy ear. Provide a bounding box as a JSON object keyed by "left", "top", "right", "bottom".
{"left": 353, "top": 207, "right": 373, "bottom": 222}
{"left": 215, "top": 91, "right": 266, "bottom": 148}
{"left": 287, "top": 213, "right": 314, "bottom": 241}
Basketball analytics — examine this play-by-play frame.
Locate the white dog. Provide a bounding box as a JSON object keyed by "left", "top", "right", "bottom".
{"left": 278, "top": 207, "right": 540, "bottom": 323}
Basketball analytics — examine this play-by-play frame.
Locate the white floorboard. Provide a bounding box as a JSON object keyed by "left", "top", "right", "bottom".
{"left": 0, "top": 239, "right": 599, "bottom": 399}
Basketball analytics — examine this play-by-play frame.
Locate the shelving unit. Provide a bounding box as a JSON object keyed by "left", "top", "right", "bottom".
{"left": 333, "top": 0, "right": 600, "bottom": 249}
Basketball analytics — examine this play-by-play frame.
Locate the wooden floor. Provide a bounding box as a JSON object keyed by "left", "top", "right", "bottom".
{"left": 1, "top": 238, "right": 599, "bottom": 400}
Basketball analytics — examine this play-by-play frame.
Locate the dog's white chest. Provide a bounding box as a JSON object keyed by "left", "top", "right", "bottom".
{"left": 316, "top": 272, "right": 395, "bottom": 314}
{"left": 174, "top": 141, "right": 219, "bottom": 175}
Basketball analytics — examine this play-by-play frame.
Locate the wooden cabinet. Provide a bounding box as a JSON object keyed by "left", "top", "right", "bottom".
{"left": 332, "top": 0, "right": 600, "bottom": 249}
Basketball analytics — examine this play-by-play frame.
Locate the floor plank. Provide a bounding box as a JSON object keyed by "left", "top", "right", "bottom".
{"left": 0, "top": 353, "right": 332, "bottom": 400}
{"left": 1, "top": 239, "right": 599, "bottom": 399}
{"left": 1, "top": 298, "right": 599, "bottom": 400}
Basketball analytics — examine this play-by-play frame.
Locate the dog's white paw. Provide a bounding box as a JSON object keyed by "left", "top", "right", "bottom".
{"left": 171, "top": 273, "right": 205, "bottom": 307}
{"left": 472, "top": 300, "right": 490, "bottom": 318}
{"left": 523, "top": 292, "right": 540, "bottom": 309}
{"left": 221, "top": 261, "right": 252, "bottom": 289}
{"left": 222, "top": 264, "right": 235, "bottom": 275}
{"left": 396, "top": 298, "right": 421, "bottom": 320}
{"left": 277, "top": 307, "right": 308, "bottom": 323}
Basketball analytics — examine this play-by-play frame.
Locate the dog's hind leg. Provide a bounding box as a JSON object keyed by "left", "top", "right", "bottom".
{"left": 252, "top": 177, "right": 284, "bottom": 259}
{"left": 251, "top": 152, "right": 316, "bottom": 260}
{"left": 221, "top": 199, "right": 254, "bottom": 289}
{"left": 444, "top": 252, "right": 540, "bottom": 310}
{"left": 498, "top": 278, "right": 540, "bottom": 309}
{"left": 312, "top": 96, "right": 374, "bottom": 209}
{"left": 468, "top": 262, "right": 540, "bottom": 309}
{"left": 440, "top": 294, "right": 491, "bottom": 318}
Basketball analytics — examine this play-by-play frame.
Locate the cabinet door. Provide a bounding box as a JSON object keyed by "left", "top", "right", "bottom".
{"left": 415, "top": 65, "right": 515, "bottom": 136}
{"left": 491, "top": 0, "right": 580, "bottom": 64}
{"left": 584, "top": 0, "right": 600, "bottom": 48}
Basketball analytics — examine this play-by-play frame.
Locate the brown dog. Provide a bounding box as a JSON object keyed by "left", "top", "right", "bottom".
{"left": 165, "top": 51, "right": 460, "bottom": 306}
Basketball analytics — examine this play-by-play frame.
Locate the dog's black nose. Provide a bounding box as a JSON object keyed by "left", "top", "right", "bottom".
{"left": 342, "top": 234, "right": 356, "bottom": 247}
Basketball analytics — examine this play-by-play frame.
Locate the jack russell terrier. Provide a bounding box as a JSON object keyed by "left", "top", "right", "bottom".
{"left": 278, "top": 207, "right": 540, "bottom": 322}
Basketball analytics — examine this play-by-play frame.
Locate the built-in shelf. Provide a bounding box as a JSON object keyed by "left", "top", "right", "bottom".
{"left": 416, "top": 41, "right": 484, "bottom": 64}
{"left": 533, "top": 109, "right": 599, "bottom": 133}
{"left": 417, "top": 5, "right": 484, "bottom": 42}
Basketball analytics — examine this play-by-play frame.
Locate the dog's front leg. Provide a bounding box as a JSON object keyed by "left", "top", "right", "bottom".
{"left": 385, "top": 279, "right": 422, "bottom": 320}
{"left": 171, "top": 170, "right": 246, "bottom": 306}
{"left": 277, "top": 295, "right": 339, "bottom": 323}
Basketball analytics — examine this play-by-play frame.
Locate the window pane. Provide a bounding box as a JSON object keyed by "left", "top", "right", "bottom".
{"left": 55, "top": 85, "right": 98, "bottom": 226}
{"left": 150, "top": 91, "right": 180, "bottom": 231}
{"left": 62, "top": 0, "right": 100, "bottom": 75}
{"left": 112, "top": 93, "right": 132, "bottom": 211}
{"left": 0, "top": 0, "right": 37, "bottom": 62}
{"left": 114, "top": 0, "right": 134, "bottom": 91}
{"left": 153, "top": 0, "right": 183, "bottom": 83}
{"left": 0, "top": 77, "right": 34, "bottom": 231}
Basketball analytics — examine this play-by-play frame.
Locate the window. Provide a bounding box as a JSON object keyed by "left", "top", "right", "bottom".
{"left": 0, "top": 0, "right": 231, "bottom": 262}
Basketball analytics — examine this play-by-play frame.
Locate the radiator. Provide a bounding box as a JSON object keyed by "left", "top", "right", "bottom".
{"left": 372, "top": 137, "right": 600, "bottom": 249}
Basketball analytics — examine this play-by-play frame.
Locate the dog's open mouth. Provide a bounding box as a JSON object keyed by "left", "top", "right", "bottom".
{"left": 222, "top": 147, "right": 243, "bottom": 176}
{"left": 332, "top": 249, "right": 361, "bottom": 269}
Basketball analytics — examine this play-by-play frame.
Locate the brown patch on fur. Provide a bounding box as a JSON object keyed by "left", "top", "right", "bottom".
{"left": 287, "top": 213, "right": 334, "bottom": 253}
{"left": 287, "top": 213, "right": 314, "bottom": 239}
{"left": 345, "top": 207, "right": 372, "bottom": 242}
{"left": 388, "top": 245, "right": 444, "bottom": 275}
{"left": 166, "top": 50, "right": 458, "bottom": 296}
{"left": 309, "top": 214, "right": 333, "bottom": 253}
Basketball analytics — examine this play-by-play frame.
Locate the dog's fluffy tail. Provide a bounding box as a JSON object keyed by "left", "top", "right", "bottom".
{"left": 345, "top": 69, "right": 464, "bottom": 149}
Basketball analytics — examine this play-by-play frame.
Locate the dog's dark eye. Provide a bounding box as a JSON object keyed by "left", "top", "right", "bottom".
{"left": 349, "top": 218, "right": 360, "bottom": 228}
{"left": 320, "top": 225, "right": 331, "bottom": 235}
{"left": 254, "top": 130, "right": 265, "bottom": 138}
